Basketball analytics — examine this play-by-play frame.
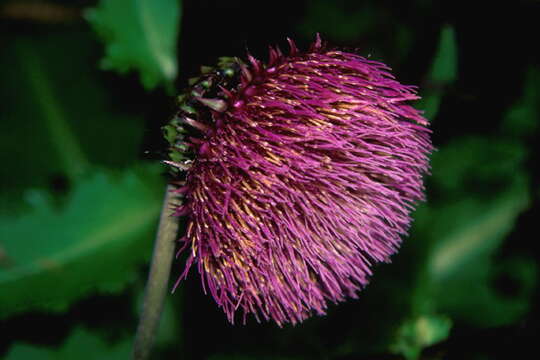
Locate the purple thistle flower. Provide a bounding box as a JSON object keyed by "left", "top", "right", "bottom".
{"left": 166, "top": 35, "right": 432, "bottom": 326}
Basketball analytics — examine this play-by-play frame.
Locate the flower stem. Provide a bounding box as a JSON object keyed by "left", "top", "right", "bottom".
{"left": 133, "top": 185, "right": 180, "bottom": 360}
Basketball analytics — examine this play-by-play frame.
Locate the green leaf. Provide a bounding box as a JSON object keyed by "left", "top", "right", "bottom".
{"left": 0, "top": 31, "right": 146, "bottom": 203}
{"left": 423, "top": 137, "right": 536, "bottom": 326}
{"left": 501, "top": 67, "right": 540, "bottom": 137}
{"left": 5, "top": 328, "right": 130, "bottom": 360}
{"left": 86, "top": 0, "right": 182, "bottom": 90}
{"left": 11, "top": 41, "right": 89, "bottom": 180}
{"left": 418, "top": 93, "right": 441, "bottom": 123}
{"left": 428, "top": 175, "right": 529, "bottom": 283}
{"left": 427, "top": 184, "right": 535, "bottom": 326}
{"left": 418, "top": 25, "right": 458, "bottom": 120}
{"left": 429, "top": 26, "right": 457, "bottom": 84}
{"left": 0, "top": 165, "right": 164, "bottom": 318}
{"left": 390, "top": 314, "right": 452, "bottom": 360}
{"left": 429, "top": 136, "right": 527, "bottom": 197}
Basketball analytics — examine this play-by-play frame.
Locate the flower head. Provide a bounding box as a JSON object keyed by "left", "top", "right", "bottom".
{"left": 165, "top": 35, "right": 432, "bottom": 326}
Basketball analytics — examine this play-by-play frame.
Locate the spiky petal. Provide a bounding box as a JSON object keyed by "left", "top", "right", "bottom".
{"left": 172, "top": 36, "right": 432, "bottom": 326}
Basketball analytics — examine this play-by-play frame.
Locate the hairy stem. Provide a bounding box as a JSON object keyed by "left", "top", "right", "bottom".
{"left": 133, "top": 185, "right": 180, "bottom": 360}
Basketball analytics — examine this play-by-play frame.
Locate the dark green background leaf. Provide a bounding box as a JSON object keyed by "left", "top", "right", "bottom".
{"left": 391, "top": 314, "right": 452, "bottom": 360}
{"left": 0, "top": 31, "right": 147, "bottom": 203}
{"left": 417, "top": 25, "right": 458, "bottom": 120}
{"left": 0, "top": 165, "right": 164, "bottom": 318}
{"left": 5, "top": 328, "right": 130, "bottom": 360}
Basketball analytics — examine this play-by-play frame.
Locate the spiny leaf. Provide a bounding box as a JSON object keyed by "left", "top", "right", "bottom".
{"left": 86, "top": 0, "right": 182, "bottom": 90}
{"left": 0, "top": 165, "right": 164, "bottom": 318}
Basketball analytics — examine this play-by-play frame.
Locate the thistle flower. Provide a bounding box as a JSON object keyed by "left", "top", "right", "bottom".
{"left": 165, "top": 35, "right": 432, "bottom": 326}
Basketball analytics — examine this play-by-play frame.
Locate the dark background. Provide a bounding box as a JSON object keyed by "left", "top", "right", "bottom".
{"left": 1, "top": 0, "right": 539, "bottom": 359}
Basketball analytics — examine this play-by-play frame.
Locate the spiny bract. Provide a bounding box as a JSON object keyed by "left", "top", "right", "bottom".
{"left": 165, "top": 35, "right": 432, "bottom": 326}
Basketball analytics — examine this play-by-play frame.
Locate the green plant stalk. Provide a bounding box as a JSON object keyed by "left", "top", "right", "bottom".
{"left": 133, "top": 185, "right": 180, "bottom": 360}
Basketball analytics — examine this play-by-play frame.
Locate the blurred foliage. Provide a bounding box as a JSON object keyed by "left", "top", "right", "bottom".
{"left": 0, "top": 31, "right": 148, "bottom": 202}
{"left": 501, "top": 67, "right": 540, "bottom": 137}
{"left": 0, "top": 19, "right": 167, "bottom": 321}
{"left": 391, "top": 314, "right": 452, "bottom": 360}
{"left": 418, "top": 25, "right": 457, "bottom": 120}
{"left": 426, "top": 144, "right": 533, "bottom": 326}
{"left": 86, "top": 0, "right": 182, "bottom": 90}
{"left": 0, "top": 166, "right": 163, "bottom": 318}
{"left": 1, "top": 0, "right": 538, "bottom": 359}
{"left": 388, "top": 89, "right": 538, "bottom": 356}
{"left": 4, "top": 328, "right": 130, "bottom": 360}
{"left": 428, "top": 26, "right": 457, "bottom": 85}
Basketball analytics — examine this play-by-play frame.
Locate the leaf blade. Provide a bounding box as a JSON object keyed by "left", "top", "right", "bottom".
{"left": 86, "top": 0, "right": 182, "bottom": 89}
{"left": 0, "top": 165, "right": 165, "bottom": 318}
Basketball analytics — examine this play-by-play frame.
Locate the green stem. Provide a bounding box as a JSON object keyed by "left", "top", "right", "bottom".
{"left": 133, "top": 185, "right": 180, "bottom": 360}
{"left": 17, "top": 41, "right": 89, "bottom": 180}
